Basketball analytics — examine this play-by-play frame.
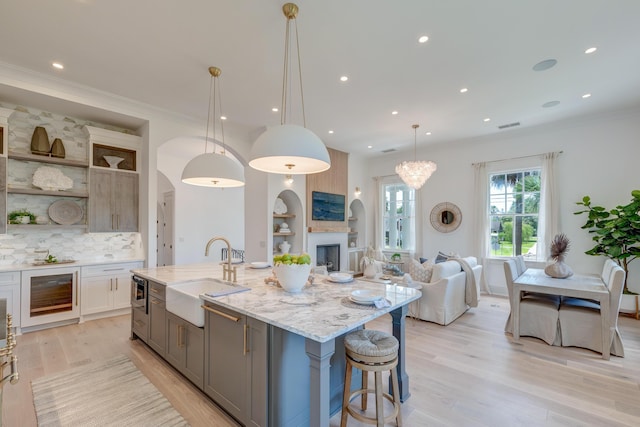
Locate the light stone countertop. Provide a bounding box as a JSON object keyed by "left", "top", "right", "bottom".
{"left": 132, "top": 262, "right": 421, "bottom": 343}
{"left": 0, "top": 257, "right": 145, "bottom": 273}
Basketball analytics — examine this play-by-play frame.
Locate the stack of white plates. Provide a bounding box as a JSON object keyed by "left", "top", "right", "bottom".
{"left": 249, "top": 261, "right": 270, "bottom": 269}
{"left": 328, "top": 272, "right": 353, "bottom": 283}
{"left": 349, "top": 289, "right": 384, "bottom": 305}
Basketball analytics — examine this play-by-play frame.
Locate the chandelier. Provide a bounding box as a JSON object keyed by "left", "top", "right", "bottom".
{"left": 395, "top": 124, "right": 437, "bottom": 189}
{"left": 248, "top": 3, "right": 331, "bottom": 175}
{"left": 181, "top": 66, "right": 245, "bottom": 188}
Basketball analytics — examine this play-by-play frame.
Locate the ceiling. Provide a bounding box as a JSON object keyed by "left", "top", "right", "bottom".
{"left": 2, "top": 0, "right": 640, "bottom": 157}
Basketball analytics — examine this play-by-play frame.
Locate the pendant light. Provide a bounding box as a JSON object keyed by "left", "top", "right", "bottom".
{"left": 395, "top": 124, "right": 437, "bottom": 189}
{"left": 248, "top": 3, "right": 331, "bottom": 175}
{"left": 182, "top": 67, "right": 245, "bottom": 187}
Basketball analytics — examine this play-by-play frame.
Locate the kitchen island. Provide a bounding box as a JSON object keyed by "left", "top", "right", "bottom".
{"left": 131, "top": 263, "right": 420, "bottom": 427}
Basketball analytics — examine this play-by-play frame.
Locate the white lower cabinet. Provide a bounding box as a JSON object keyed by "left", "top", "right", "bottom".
{"left": 81, "top": 262, "right": 143, "bottom": 316}
{"left": 0, "top": 271, "right": 21, "bottom": 332}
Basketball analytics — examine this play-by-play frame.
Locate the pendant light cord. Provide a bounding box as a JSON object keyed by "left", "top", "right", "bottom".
{"left": 216, "top": 74, "right": 226, "bottom": 154}
{"left": 205, "top": 75, "right": 214, "bottom": 154}
{"left": 280, "top": 13, "right": 307, "bottom": 128}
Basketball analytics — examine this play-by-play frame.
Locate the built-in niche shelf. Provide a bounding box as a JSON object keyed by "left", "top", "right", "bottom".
{"left": 7, "top": 187, "right": 89, "bottom": 198}
{"left": 8, "top": 151, "right": 89, "bottom": 168}
{"left": 92, "top": 143, "right": 137, "bottom": 171}
{"left": 273, "top": 214, "right": 295, "bottom": 219}
{"left": 8, "top": 224, "right": 87, "bottom": 230}
{"left": 273, "top": 232, "right": 295, "bottom": 237}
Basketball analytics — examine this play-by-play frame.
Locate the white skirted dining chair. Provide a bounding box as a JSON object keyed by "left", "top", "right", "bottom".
{"left": 559, "top": 264, "right": 626, "bottom": 357}
{"left": 504, "top": 259, "right": 562, "bottom": 346}
{"left": 515, "top": 255, "right": 527, "bottom": 276}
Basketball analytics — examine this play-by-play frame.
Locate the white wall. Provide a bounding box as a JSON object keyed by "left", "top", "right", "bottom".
{"left": 361, "top": 107, "right": 640, "bottom": 293}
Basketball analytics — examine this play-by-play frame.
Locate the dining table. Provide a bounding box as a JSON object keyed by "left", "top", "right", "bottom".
{"left": 512, "top": 268, "right": 611, "bottom": 360}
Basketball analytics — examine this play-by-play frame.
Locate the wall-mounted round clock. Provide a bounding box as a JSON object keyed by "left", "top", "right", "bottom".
{"left": 430, "top": 202, "right": 462, "bottom": 233}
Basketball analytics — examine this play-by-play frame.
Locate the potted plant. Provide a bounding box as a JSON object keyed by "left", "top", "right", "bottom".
{"left": 8, "top": 209, "right": 36, "bottom": 224}
{"left": 575, "top": 190, "right": 640, "bottom": 295}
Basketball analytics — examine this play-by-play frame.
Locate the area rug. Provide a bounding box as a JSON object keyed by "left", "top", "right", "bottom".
{"left": 31, "top": 354, "right": 188, "bottom": 426}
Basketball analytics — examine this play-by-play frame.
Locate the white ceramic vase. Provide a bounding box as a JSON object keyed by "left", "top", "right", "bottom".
{"left": 544, "top": 260, "right": 573, "bottom": 279}
{"left": 279, "top": 241, "right": 291, "bottom": 254}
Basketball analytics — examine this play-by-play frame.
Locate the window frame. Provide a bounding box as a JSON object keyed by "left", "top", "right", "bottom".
{"left": 379, "top": 178, "right": 416, "bottom": 252}
{"left": 487, "top": 166, "right": 542, "bottom": 260}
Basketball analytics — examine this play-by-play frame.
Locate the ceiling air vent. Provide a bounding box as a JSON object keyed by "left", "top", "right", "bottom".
{"left": 381, "top": 148, "right": 397, "bottom": 153}
{"left": 498, "top": 122, "right": 520, "bottom": 130}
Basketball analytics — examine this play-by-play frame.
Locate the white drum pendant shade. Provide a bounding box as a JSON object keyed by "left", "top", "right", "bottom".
{"left": 181, "top": 152, "right": 245, "bottom": 187}
{"left": 249, "top": 124, "right": 331, "bottom": 174}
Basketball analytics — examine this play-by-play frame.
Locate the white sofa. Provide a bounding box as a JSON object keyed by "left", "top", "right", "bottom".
{"left": 407, "top": 257, "right": 482, "bottom": 325}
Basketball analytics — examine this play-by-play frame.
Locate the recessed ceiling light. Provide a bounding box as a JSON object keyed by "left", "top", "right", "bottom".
{"left": 460, "top": 88, "right": 468, "bottom": 93}
{"left": 425, "top": 132, "right": 432, "bottom": 136}
{"left": 483, "top": 118, "right": 491, "bottom": 122}
{"left": 532, "top": 59, "right": 557, "bottom": 71}
{"left": 418, "top": 35, "right": 429, "bottom": 43}
{"left": 391, "top": 111, "right": 398, "bottom": 115}
{"left": 52, "top": 62, "right": 64, "bottom": 70}
{"left": 220, "top": 116, "right": 227, "bottom": 120}
{"left": 271, "top": 107, "right": 279, "bottom": 112}
{"left": 340, "top": 76, "right": 348, "bottom": 82}
{"left": 585, "top": 47, "right": 597, "bottom": 54}
{"left": 582, "top": 93, "right": 591, "bottom": 99}
{"left": 367, "top": 145, "right": 372, "bottom": 149}
{"left": 328, "top": 130, "right": 334, "bottom": 134}
{"left": 542, "top": 100, "right": 560, "bottom": 108}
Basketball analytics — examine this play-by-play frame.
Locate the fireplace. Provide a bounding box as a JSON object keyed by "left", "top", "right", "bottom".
{"left": 317, "top": 244, "right": 340, "bottom": 272}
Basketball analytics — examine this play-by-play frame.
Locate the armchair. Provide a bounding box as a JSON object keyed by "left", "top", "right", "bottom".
{"left": 407, "top": 257, "right": 482, "bottom": 325}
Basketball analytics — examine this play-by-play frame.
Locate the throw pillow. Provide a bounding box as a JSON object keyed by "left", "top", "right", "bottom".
{"left": 409, "top": 259, "right": 433, "bottom": 283}
{"left": 434, "top": 251, "right": 449, "bottom": 263}
{"left": 419, "top": 257, "right": 428, "bottom": 264}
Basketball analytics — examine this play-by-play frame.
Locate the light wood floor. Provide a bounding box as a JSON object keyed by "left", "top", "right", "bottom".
{"left": 3, "top": 295, "right": 640, "bottom": 426}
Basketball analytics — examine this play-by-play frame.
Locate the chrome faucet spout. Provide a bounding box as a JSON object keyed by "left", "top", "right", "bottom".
{"left": 204, "top": 236, "right": 237, "bottom": 282}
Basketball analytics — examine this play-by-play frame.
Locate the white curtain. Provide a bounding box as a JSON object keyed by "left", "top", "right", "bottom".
{"left": 473, "top": 162, "right": 491, "bottom": 294}
{"left": 373, "top": 176, "right": 381, "bottom": 250}
{"left": 413, "top": 186, "right": 423, "bottom": 258}
{"left": 538, "top": 152, "right": 559, "bottom": 260}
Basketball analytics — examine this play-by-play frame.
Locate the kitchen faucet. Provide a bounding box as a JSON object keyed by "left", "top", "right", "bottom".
{"left": 204, "top": 236, "right": 237, "bottom": 283}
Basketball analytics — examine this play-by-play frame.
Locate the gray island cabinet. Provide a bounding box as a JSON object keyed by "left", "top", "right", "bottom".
{"left": 147, "top": 280, "right": 166, "bottom": 357}
{"left": 130, "top": 263, "right": 420, "bottom": 427}
{"left": 203, "top": 302, "right": 268, "bottom": 427}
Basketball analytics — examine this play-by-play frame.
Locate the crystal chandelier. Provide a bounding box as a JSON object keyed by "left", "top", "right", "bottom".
{"left": 395, "top": 124, "right": 437, "bottom": 189}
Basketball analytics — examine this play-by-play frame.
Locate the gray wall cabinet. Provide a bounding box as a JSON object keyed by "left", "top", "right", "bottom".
{"left": 203, "top": 302, "right": 268, "bottom": 427}
{"left": 89, "top": 169, "right": 138, "bottom": 232}
{"left": 166, "top": 311, "right": 204, "bottom": 389}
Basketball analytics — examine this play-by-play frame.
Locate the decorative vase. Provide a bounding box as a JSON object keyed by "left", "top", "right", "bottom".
{"left": 363, "top": 262, "right": 377, "bottom": 279}
{"left": 31, "top": 126, "right": 50, "bottom": 155}
{"left": 279, "top": 241, "right": 291, "bottom": 254}
{"left": 50, "top": 138, "right": 66, "bottom": 158}
{"left": 544, "top": 261, "right": 573, "bottom": 279}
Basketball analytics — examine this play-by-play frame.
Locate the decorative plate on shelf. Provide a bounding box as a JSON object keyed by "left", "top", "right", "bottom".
{"left": 48, "top": 200, "right": 83, "bottom": 225}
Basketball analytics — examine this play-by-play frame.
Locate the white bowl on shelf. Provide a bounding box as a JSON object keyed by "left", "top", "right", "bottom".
{"left": 103, "top": 155, "right": 125, "bottom": 169}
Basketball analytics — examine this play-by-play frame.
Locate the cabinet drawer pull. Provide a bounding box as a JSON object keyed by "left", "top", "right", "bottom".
{"left": 177, "top": 325, "right": 185, "bottom": 348}
{"left": 115, "top": 278, "right": 119, "bottom": 290}
{"left": 149, "top": 287, "right": 160, "bottom": 295}
{"left": 243, "top": 324, "right": 248, "bottom": 356}
{"left": 201, "top": 305, "right": 240, "bottom": 322}
{"left": 75, "top": 272, "right": 78, "bottom": 306}
{"left": 103, "top": 268, "right": 125, "bottom": 272}
{"left": 151, "top": 299, "right": 161, "bottom": 305}
{"left": 110, "top": 278, "right": 113, "bottom": 291}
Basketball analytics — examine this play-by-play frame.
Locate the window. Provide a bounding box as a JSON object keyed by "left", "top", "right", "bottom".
{"left": 381, "top": 181, "right": 415, "bottom": 251}
{"left": 489, "top": 169, "right": 541, "bottom": 259}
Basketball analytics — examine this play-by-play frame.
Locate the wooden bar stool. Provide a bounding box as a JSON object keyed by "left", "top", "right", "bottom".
{"left": 341, "top": 329, "right": 402, "bottom": 427}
